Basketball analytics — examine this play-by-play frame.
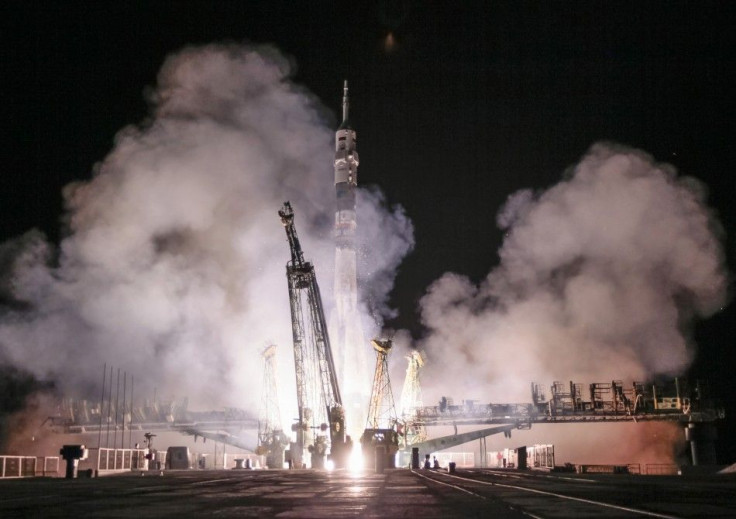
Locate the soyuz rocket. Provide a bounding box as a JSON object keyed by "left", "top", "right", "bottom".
{"left": 334, "top": 80, "right": 358, "bottom": 246}
{"left": 332, "top": 81, "right": 369, "bottom": 433}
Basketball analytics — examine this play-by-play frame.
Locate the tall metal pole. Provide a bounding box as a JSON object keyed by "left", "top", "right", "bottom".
{"left": 122, "top": 371, "right": 127, "bottom": 449}
{"left": 97, "top": 362, "right": 107, "bottom": 449}
{"left": 106, "top": 365, "right": 113, "bottom": 448}
{"left": 113, "top": 368, "right": 120, "bottom": 450}
{"left": 129, "top": 376, "right": 134, "bottom": 449}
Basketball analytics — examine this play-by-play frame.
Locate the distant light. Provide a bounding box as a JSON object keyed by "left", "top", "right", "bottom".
{"left": 325, "top": 459, "right": 335, "bottom": 471}
{"left": 384, "top": 33, "right": 396, "bottom": 53}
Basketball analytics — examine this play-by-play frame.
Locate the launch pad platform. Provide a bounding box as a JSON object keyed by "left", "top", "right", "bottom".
{"left": 2, "top": 467, "right": 736, "bottom": 518}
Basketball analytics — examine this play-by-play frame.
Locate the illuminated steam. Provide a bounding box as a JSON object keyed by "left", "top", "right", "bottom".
{"left": 419, "top": 143, "right": 728, "bottom": 403}
{"left": 0, "top": 44, "right": 413, "bottom": 427}
{"left": 0, "top": 41, "right": 728, "bottom": 465}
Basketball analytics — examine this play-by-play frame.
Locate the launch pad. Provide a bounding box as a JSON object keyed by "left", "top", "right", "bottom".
{"left": 2, "top": 467, "right": 736, "bottom": 518}
{"left": 25, "top": 84, "right": 728, "bottom": 474}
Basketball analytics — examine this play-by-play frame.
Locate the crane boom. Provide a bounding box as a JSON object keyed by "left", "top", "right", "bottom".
{"left": 279, "top": 202, "right": 306, "bottom": 268}
{"left": 279, "top": 202, "right": 348, "bottom": 468}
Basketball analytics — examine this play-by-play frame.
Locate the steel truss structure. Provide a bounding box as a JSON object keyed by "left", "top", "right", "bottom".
{"left": 411, "top": 378, "right": 723, "bottom": 428}
{"left": 279, "top": 202, "right": 348, "bottom": 468}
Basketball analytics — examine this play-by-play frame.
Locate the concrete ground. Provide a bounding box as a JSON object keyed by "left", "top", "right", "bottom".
{"left": 1, "top": 467, "right": 735, "bottom": 518}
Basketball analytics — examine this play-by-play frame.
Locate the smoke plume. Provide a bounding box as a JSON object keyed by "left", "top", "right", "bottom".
{"left": 0, "top": 43, "right": 413, "bottom": 433}
{"left": 419, "top": 143, "right": 728, "bottom": 403}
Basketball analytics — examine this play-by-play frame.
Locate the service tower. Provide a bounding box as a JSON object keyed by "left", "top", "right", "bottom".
{"left": 332, "top": 81, "right": 369, "bottom": 438}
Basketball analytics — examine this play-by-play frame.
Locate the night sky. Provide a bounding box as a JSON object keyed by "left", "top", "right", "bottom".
{"left": 3, "top": 2, "right": 735, "bottom": 460}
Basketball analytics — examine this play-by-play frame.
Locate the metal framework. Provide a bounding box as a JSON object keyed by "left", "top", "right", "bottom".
{"left": 258, "top": 345, "right": 282, "bottom": 442}
{"left": 400, "top": 378, "right": 724, "bottom": 467}
{"left": 408, "top": 424, "right": 515, "bottom": 456}
{"left": 45, "top": 399, "right": 256, "bottom": 435}
{"left": 366, "top": 339, "right": 398, "bottom": 430}
{"left": 279, "top": 202, "right": 347, "bottom": 468}
{"left": 360, "top": 339, "right": 401, "bottom": 470}
{"left": 410, "top": 378, "right": 723, "bottom": 428}
{"left": 256, "top": 344, "right": 289, "bottom": 468}
{"left": 399, "top": 350, "right": 426, "bottom": 446}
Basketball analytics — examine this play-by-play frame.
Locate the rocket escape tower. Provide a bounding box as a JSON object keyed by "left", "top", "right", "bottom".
{"left": 279, "top": 202, "right": 349, "bottom": 469}
{"left": 332, "top": 80, "right": 368, "bottom": 436}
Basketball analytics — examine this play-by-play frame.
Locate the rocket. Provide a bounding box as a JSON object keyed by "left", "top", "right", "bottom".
{"left": 331, "top": 80, "right": 368, "bottom": 436}
{"left": 334, "top": 80, "right": 359, "bottom": 248}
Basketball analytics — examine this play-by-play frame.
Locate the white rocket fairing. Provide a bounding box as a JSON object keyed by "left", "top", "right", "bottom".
{"left": 331, "top": 81, "right": 369, "bottom": 437}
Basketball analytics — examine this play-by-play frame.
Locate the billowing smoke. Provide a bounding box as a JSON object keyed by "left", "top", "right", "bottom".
{"left": 414, "top": 143, "right": 728, "bottom": 464}
{"left": 420, "top": 143, "right": 728, "bottom": 403}
{"left": 357, "top": 186, "right": 414, "bottom": 326}
{"left": 0, "top": 364, "right": 56, "bottom": 451}
{"left": 0, "top": 43, "right": 413, "bottom": 439}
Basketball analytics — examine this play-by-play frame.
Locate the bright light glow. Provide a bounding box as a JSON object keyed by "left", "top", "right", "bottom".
{"left": 384, "top": 32, "right": 396, "bottom": 53}
{"left": 349, "top": 441, "right": 364, "bottom": 472}
{"left": 325, "top": 459, "right": 335, "bottom": 471}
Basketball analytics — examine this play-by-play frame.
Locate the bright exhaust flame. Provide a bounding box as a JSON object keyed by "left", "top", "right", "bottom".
{"left": 349, "top": 441, "right": 364, "bottom": 472}
{"left": 325, "top": 459, "right": 335, "bottom": 471}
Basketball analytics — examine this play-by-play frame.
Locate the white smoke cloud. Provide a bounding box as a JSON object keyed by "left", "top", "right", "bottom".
{"left": 357, "top": 186, "right": 414, "bottom": 331}
{"left": 419, "top": 142, "right": 729, "bottom": 404}
{"left": 0, "top": 43, "right": 413, "bottom": 426}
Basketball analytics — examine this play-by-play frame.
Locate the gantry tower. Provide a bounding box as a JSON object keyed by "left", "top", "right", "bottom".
{"left": 256, "top": 344, "right": 289, "bottom": 468}
{"left": 365, "top": 339, "right": 398, "bottom": 430}
{"left": 399, "top": 350, "right": 427, "bottom": 446}
{"left": 361, "top": 338, "right": 400, "bottom": 470}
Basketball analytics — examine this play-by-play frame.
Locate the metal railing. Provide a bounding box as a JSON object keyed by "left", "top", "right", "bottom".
{"left": 92, "top": 448, "right": 147, "bottom": 472}
{"left": 644, "top": 463, "right": 680, "bottom": 475}
{"left": 0, "top": 456, "right": 59, "bottom": 478}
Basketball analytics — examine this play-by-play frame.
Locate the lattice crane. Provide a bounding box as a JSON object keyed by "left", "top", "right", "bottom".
{"left": 278, "top": 202, "right": 349, "bottom": 469}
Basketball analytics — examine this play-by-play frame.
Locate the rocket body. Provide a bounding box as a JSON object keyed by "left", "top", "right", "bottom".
{"left": 334, "top": 81, "right": 359, "bottom": 247}
{"left": 331, "top": 81, "right": 368, "bottom": 437}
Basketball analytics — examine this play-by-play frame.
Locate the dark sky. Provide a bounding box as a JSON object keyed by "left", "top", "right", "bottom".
{"left": 3, "top": 1, "right": 735, "bottom": 458}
